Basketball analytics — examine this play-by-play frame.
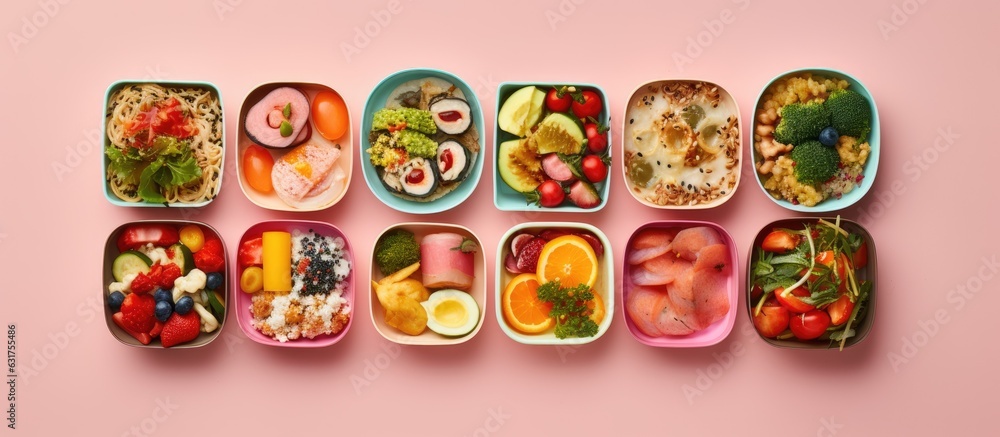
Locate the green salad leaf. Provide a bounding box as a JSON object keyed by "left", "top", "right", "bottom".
{"left": 106, "top": 136, "right": 202, "bottom": 203}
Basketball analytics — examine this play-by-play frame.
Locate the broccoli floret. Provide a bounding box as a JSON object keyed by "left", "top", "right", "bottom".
{"left": 774, "top": 101, "right": 830, "bottom": 146}
{"left": 790, "top": 140, "right": 840, "bottom": 185}
{"left": 394, "top": 130, "right": 437, "bottom": 158}
{"left": 372, "top": 108, "right": 437, "bottom": 135}
{"left": 825, "top": 89, "right": 871, "bottom": 139}
{"left": 374, "top": 229, "right": 420, "bottom": 275}
{"left": 366, "top": 134, "right": 409, "bottom": 170}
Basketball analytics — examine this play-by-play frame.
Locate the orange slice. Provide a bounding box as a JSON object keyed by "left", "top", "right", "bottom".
{"left": 588, "top": 291, "right": 606, "bottom": 326}
{"left": 536, "top": 235, "right": 599, "bottom": 288}
{"left": 502, "top": 273, "right": 554, "bottom": 334}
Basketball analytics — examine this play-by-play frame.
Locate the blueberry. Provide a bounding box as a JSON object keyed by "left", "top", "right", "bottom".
{"left": 819, "top": 126, "right": 839, "bottom": 147}
{"left": 175, "top": 296, "right": 194, "bottom": 315}
{"left": 107, "top": 291, "right": 125, "bottom": 312}
{"left": 205, "top": 272, "right": 223, "bottom": 291}
{"left": 153, "top": 288, "right": 172, "bottom": 303}
{"left": 154, "top": 300, "right": 173, "bottom": 322}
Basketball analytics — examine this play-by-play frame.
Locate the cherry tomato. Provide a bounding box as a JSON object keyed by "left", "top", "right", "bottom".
{"left": 853, "top": 241, "right": 868, "bottom": 269}
{"left": 312, "top": 91, "right": 349, "bottom": 141}
{"left": 585, "top": 123, "right": 608, "bottom": 153}
{"left": 581, "top": 155, "right": 607, "bottom": 183}
{"left": 753, "top": 296, "right": 790, "bottom": 338}
{"left": 178, "top": 225, "right": 205, "bottom": 252}
{"left": 532, "top": 180, "right": 565, "bottom": 207}
{"left": 774, "top": 286, "right": 815, "bottom": 313}
{"left": 761, "top": 230, "right": 799, "bottom": 253}
{"left": 571, "top": 90, "right": 602, "bottom": 119}
{"left": 546, "top": 88, "right": 572, "bottom": 113}
{"left": 242, "top": 144, "right": 275, "bottom": 194}
{"left": 789, "top": 310, "right": 831, "bottom": 340}
{"left": 826, "top": 293, "right": 855, "bottom": 326}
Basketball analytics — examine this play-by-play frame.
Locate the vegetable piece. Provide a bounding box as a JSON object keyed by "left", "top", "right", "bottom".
{"left": 178, "top": 225, "right": 205, "bottom": 252}
{"left": 167, "top": 243, "right": 194, "bottom": 275}
{"left": 853, "top": 241, "right": 868, "bottom": 269}
{"left": 526, "top": 180, "right": 565, "bottom": 208}
{"left": 789, "top": 310, "right": 831, "bottom": 340}
{"left": 761, "top": 230, "right": 799, "bottom": 253}
{"left": 773, "top": 101, "right": 830, "bottom": 145}
{"left": 535, "top": 281, "right": 599, "bottom": 339}
{"left": 581, "top": 155, "right": 608, "bottom": 183}
{"left": 827, "top": 293, "right": 854, "bottom": 326}
{"left": 374, "top": 229, "right": 421, "bottom": 275}
{"left": 790, "top": 140, "right": 840, "bottom": 185}
{"left": 112, "top": 251, "right": 153, "bottom": 282}
{"left": 824, "top": 89, "right": 871, "bottom": 139}
{"left": 545, "top": 87, "right": 573, "bottom": 112}
{"left": 371, "top": 107, "right": 437, "bottom": 135}
{"left": 242, "top": 144, "right": 275, "bottom": 193}
{"left": 774, "top": 286, "right": 815, "bottom": 313}
{"left": 752, "top": 296, "right": 789, "bottom": 338}
{"left": 312, "top": 91, "right": 349, "bottom": 141}
{"left": 585, "top": 122, "right": 608, "bottom": 153}
{"left": 571, "top": 90, "right": 602, "bottom": 119}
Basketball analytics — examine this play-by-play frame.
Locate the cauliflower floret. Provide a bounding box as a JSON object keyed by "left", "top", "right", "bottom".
{"left": 193, "top": 303, "right": 219, "bottom": 333}
{"left": 172, "top": 268, "right": 206, "bottom": 301}
{"left": 108, "top": 273, "right": 138, "bottom": 294}
{"left": 138, "top": 244, "right": 170, "bottom": 266}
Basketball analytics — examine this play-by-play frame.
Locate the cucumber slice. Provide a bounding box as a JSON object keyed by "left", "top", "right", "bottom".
{"left": 168, "top": 243, "right": 195, "bottom": 274}
{"left": 207, "top": 291, "right": 225, "bottom": 320}
{"left": 112, "top": 251, "right": 152, "bottom": 282}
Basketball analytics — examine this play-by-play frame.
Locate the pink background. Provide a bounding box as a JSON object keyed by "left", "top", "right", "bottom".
{"left": 2, "top": 0, "right": 997, "bottom": 435}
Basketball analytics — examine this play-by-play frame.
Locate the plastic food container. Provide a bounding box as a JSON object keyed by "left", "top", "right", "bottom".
{"left": 102, "top": 220, "right": 228, "bottom": 348}
{"left": 493, "top": 82, "right": 611, "bottom": 212}
{"left": 621, "top": 79, "right": 741, "bottom": 209}
{"left": 234, "top": 220, "right": 355, "bottom": 347}
{"left": 360, "top": 68, "right": 485, "bottom": 214}
{"left": 369, "top": 223, "right": 487, "bottom": 345}
{"left": 102, "top": 80, "right": 225, "bottom": 207}
{"left": 495, "top": 222, "right": 614, "bottom": 345}
{"left": 746, "top": 217, "right": 877, "bottom": 349}
{"left": 621, "top": 221, "right": 739, "bottom": 347}
{"left": 237, "top": 82, "right": 353, "bottom": 211}
{"left": 750, "top": 68, "right": 880, "bottom": 212}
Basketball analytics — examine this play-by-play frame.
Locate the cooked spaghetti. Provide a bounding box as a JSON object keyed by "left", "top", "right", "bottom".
{"left": 105, "top": 84, "right": 223, "bottom": 204}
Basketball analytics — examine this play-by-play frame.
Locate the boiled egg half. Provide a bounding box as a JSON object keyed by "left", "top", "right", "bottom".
{"left": 420, "top": 289, "right": 479, "bottom": 337}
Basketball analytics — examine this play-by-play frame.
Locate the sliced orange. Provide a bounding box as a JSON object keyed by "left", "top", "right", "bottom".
{"left": 502, "top": 273, "right": 554, "bottom": 334}
{"left": 536, "top": 235, "right": 599, "bottom": 288}
{"left": 588, "top": 291, "right": 606, "bottom": 326}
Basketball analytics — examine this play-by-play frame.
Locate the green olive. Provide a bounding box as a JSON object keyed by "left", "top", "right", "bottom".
{"left": 627, "top": 158, "right": 654, "bottom": 188}
{"left": 681, "top": 104, "right": 705, "bottom": 128}
{"left": 279, "top": 120, "right": 293, "bottom": 137}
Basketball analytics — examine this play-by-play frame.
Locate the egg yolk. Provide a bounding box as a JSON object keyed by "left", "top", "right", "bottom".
{"left": 311, "top": 91, "right": 349, "bottom": 141}
{"left": 433, "top": 299, "right": 468, "bottom": 328}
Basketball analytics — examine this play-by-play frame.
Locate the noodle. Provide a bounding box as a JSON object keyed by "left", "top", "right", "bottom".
{"left": 105, "top": 83, "right": 223, "bottom": 204}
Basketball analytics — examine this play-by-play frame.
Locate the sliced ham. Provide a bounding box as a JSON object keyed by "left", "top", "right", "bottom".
{"left": 671, "top": 227, "right": 723, "bottom": 262}
{"left": 689, "top": 268, "right": 730, "bottom": 330}
{"left": 641, "top": 253, "right": 693, "bottom": 285}
{"left": 271, "top": 142, "right": 343, "bottom": 209}
{"left": 245, "top": 87, "right": 310, "bottom": 149}
{"left": 627, "top": 228, "right": 677, "bottom": 265}
{"left": 692, "top": 243, "right": 730, "bottom": 273}
{"left": 626, "top": 286, "right": 667, "bottom": 337}
{"left": 420, "top": 233, "right": 475, "bottom": 290}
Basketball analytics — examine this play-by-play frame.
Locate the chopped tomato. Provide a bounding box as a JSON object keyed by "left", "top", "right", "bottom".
{"left": 753, "top": 296, "right": 790, "bottom": 338}
{"left": 827, "top": 293, "right": 855, "bottom": 326}
{"left": 774, "top": 286, "right": 815, "bottom": 313}
{"left": 761, "top": 230, "right": 799, "bottom": 253}
{"left": 853, "top": 241, "right": 868, "bottom": 269}
{"left": 124, "top": 97, "right": 195, "bottom": 147}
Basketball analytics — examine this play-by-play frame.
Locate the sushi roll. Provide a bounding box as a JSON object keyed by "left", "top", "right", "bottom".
{"left": 381, "top": 157, "right": 438, "bottom": 198}
{"left": 436, "top": 140, "right": 470, "bottom": 184}
{"left": 429, "top": 97, "right": 472, "bottom": 135}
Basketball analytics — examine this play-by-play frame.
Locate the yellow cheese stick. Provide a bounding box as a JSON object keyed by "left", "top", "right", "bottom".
{"left": 262, "top": 231, "right": 292, "bottom": 293}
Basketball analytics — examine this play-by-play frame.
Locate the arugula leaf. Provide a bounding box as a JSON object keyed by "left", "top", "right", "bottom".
{"left": 163, "top": 153, "right": 202, "bottom": 186}
{"left": 137, "top": 158, "right": 167, "bottom": 203}
{"left": 536, "top": 281, "right": 599, "bottom": 339}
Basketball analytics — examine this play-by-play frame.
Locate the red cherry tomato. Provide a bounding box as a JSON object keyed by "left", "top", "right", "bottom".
{"left": 581, "top": 155, "right": 607, "bottom": 183}
{"left": 774, "top": 286, "right": 815, "bottom": 313}
{"left": 545, "top": 88, "right": 572, "bottom": 113}
{"left": 789, "top": 310, "right": 831, "bottom": 340}
{"left": 827, "top": 293, "right": 855, "bottom": 326}
{"left": 585, "top": 123, "right": 608, "bottom": 153}
{"left": 571, "top": 90, "right": 602, "bottom": 119}
{"left": 532, "top": 180, "right": 565, "bottom": 207}
{"left": 312, "top": 91, "right": 349, "bottom": 141}
{"left": 853, "top": 241, "right": 868, "bottom": 269}
{"left": 753, "top": 296, "right": 790, "bottom": 338}
{"left": 242, "top": 144, "right": 275, "bottom": 193}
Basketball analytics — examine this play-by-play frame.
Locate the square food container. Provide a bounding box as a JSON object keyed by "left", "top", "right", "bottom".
{"left": 102, "top": 80, "right": 225, "bottom": 207}
{"left": 495, "top": 222, "right": 614, "bottom": 345}
{"left": 234, "top": 220, "right": 355, "bottom": 347}
{"left": 622, "top": 221, "right": 740, "bottom": 347}
{"left": 369, "top": 223, "right": 487, "bottom": 345}
{"left": 746, "top": 217, "right": 877, "bottom": 349}
{"left": 236, "top": 82, "right": 352, "bottom": 211}
{"left": 103, "top": 220, "right": 228, "bottom": 348}
{"left": 493, "top": 82, "right": 611, "bottom": 212}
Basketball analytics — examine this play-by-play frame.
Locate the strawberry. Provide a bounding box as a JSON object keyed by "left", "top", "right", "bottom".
{"left": 149, "top": 321, "right": 164, "bottom": 338}
{"left": 159, "top": 263, "right": 182, "bottom": 288}
{"left": 238, "top": 237, "right": 262, "bottom": 268}
{"left": 160, "top": 311, "right": 201, "bottom": 348}
{"left": 567, "top": 180, "right": 601, "bottom": 209}
{"left": 761, "top": 230, "right": 800, "bottom": 253}
{"left": 116, "top": 224, "right": 180, "bottom": 252}
{"left": 112, "top": 312, "right": 151, "bottom": 345}
{"left": 130, "top": 272, "right": 156, "bottom": 294}
{"left": 120, "top": 293, "right": 156, "bottom": 333}
{"left": 194, "top": 239, "right": 225, "bottom": 273}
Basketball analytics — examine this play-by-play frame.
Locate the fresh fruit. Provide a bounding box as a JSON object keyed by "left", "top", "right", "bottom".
{"left": 774, "top": 286, "right": 815, "bottom": 313}
{"left": 129, "top": 272, "right": 156, "bottom": 295}
{"left": 571, "top": 90, "right": 602, "bottom": 119}
{"left": 502, "top": 273, "right": 554, "bottom": 334}
{"left": 240, "top": 266, "right": 264, "bottom": 293}
{"left": 581, "top": 154, "right": 607, "bottom": 183}
{"left": 497, "top": 139, "right": 544, "bottom": 193}
{"left": 566, "top": 180, "right": 601, "bottom": 209}
{"left": 498, "top": 86, "right": 546, "bottom": 137}
{"left": 111, "top": 250, "right": 152, "bottom": 282}
{"left": 153, "top": 288, "right": 172, "bottom": 304}
{"left": 789, "top": 310, "right": 831, "bottom": 340}
{"left": 178, "top": 225, "right": 205, "bottom": 252}
{"left": 533, "top": 113, "right": 585, "bottom": 155}
{"left": 541, "top": 153, "right": 575, "bottom": 182}
{"left": 120, "top": 293, "right": 156, "bottom": 334}
{"left": 238, "top": 237, "right": 263, "bottom": 268}
{"left": 158, "top": 263, "right": 182, "bottom": 289}
{"left": 116, "top": 224, "right": 180, "bottom": 252}
{"left": 827, "top": 293, "right": 855, "bottom": 326}
{"left": 527, "top": 180, "right": 565, "bottom": 208}
{"left": 160, "top": 311, "right": 201, "bottom": 348}
{"left": 205, "top": 272, "right": 223, "bottom": 291}
{"left": 536, "top": 235, "right": 599, "bottom": 288}
{"left": 311, "top": 90, "right": 349, "bottom": 141}
{"left": 174, "top": 296, "right": 194, "bottom": 315}
{"left": 515, "top": 237, "right": 546, "bottom": 273}
{"left": 112, "top": 312, "right": 151, "bottom": 345}
{"left": 761, "top": 230, "right": 799, "bottom": 253}
{"left": 545, "top": 87, "right": 573, "bottom": 112}
{"left": 585, "top": 122, "right": 608, "bottom": 153}
{"left": 107, "top": 291, "right": 125, "bottom": 312}
{"left": 154, "top": 300, "right": 172, "bottom": 322}
{"left": 588, "top": 291, "right": 606, "bottom": 326}
{"left": 818, "top": 126, "right": 839, "bottom": 147}
{"left": 193, "top": 239, "right": 225, "bottom": 273}
{"left": 752, "top": 296, "right": 790, "bottom": 338}
{"left": 510, "top": 233, "right": 534, "bottom": 256}
{"left": 243, "top": 144, "right": 276, "bottom": 193}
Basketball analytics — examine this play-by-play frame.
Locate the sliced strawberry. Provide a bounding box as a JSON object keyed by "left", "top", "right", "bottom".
{"left": 194, "top": 239, "right": 225, "bottom": 273}
{"left": 160, "top": 311, "right": 201, "bottom": 348}
{"left": 510, "top": 233, "right": 534, "bottom": 257}
{"left": 515, "top": 238, "right": 546, "bottom": 272}
{"left": 761, "top": 230, "right": 800, "bottom": 253}
{"left": 116, "top": 224, "right": 180, "bottom": 252}
{"left": 238, "top": 237, "right": 262, "bottom": 268}
{"left": 112, "top": 312, "right": 151, "bottom": 345}
{"left": 130, "top": 272, "right": 156, "bottom": 294}
{"left": 119, "top": 293, "right": 156, "bottom": 335}
{"left": 159, "top": 263, "right": 182, "bottom": 288}
{"left": 567, "top": 180, "right": 601, "bottom": 209}
{"left": 538, "top": 229, "right": 569, "bottom": 241}
{"left": 149, "top": 321, "right": 164, "bottom": 338}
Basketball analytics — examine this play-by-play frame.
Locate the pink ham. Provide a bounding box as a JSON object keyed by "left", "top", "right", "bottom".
{"left": 420, "top": 233, "right": 475, "bottom": 290}
{"left": 626, "top": 286, "right": 667, "bottom": 337}
{"left": 627, "top": 228, "right": 677, "bottom": 265}
{"left": 689, "top": 268, "right": 731, "bottom": 330}
{"left": 271, "top": 141, "right": 343, "bottom": 209}
{"left": 671, "top": 227, "right": 723, "bottom": 261}
{"left": 641, "top": 253, "right": 693, "bottom": 285}
{"left": 692, "top": 243, "right": 730, "bottom": 273}
{"left": 244, "top": 87, "right": 310, "bottom": 149}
